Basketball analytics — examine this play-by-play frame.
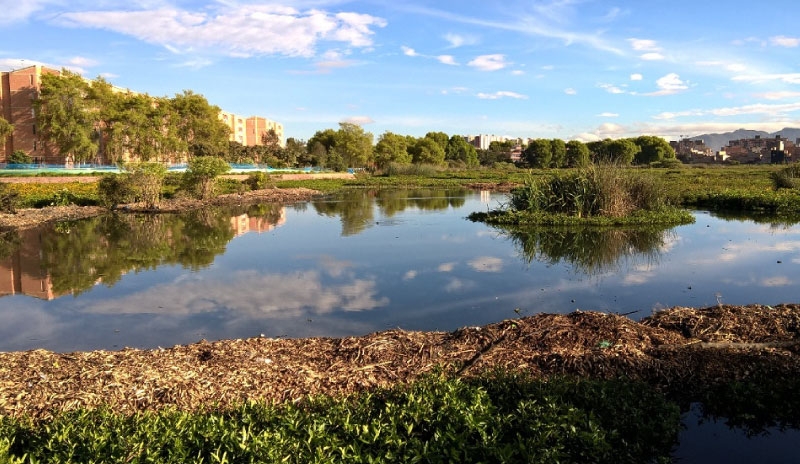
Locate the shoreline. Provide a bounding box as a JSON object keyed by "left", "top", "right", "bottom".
{"left": 1, "top": 304, "right": 798, "bottom": 419}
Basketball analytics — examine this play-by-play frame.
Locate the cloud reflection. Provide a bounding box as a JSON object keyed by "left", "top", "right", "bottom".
{"left": 468, "top": 256, "right": 504, "bottom": 272}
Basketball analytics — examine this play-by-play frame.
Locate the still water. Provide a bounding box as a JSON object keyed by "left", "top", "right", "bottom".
{"left": 1, "top": 188, "right": 799, "bottom": 353}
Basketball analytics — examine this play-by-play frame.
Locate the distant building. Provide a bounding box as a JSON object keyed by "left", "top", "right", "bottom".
{"left": 721, "top": 134, "right": 794, "bottom": 164}
{"left": 669, "top": 138, "right": 713, "bottom": 163}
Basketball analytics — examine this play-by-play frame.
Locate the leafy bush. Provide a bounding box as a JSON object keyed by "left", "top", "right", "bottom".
{"left": 97, "top": 174, "right": 136, "bottom": 208}
{"left": 0, "top": 182, "right": 19, "bottom": 213}
{"left": 8, "top": 150, "right": 31, "bottom": 165}
{"left": 49, "top": 188, "right": 78, "bottom": 206}
{"left": 182, "top": 156, "right": 231, "bottom": 199}
{"left": 124, "top": 162, "right": 168, "bottom": 209}
{"left": 244, "top": 171, "right": 272, "bottom": 190}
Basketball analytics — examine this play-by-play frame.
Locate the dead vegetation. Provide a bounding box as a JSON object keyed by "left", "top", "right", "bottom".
{"left": 1, "top": 304, "right": 798, "bottom": 420}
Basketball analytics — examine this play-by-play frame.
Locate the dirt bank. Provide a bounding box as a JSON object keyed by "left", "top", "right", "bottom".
{"left": 1, "top": 304, "right": 797, "bottom": 419}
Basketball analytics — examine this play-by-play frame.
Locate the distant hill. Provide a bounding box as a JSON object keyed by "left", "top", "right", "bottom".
{"left": 687, "top": 128, "right": 800, "bottom": 152}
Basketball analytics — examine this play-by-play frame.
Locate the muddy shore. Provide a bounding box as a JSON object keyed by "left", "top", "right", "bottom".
{"left": 0, "top": 304, "right": 798, "bottom": 419}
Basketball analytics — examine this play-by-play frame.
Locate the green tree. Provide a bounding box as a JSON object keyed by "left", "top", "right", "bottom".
{"left": 634, "top": 135, "right": 676, "bottom": 165}
{"left": 184, "top": 156, "right": 231, "bottom": 199}
{"left": 8, "top": 150, "right": 32, "bottom": 164}
{"left": 550, "top": 138, "right": 567, "bottom": 168}
{"left": 425, "top": 131, "right": 450, "bottom": 153}
{"left": 333, "top": 122, "right": 374, "bottom": 168}
{"left": 565, "top": 140, "right": 590, "bottom": 168}
{"left": 260, "top": 128, "right": 283, "bottom": 163}
{"left": 409, "top": 137, "right": 445, "bottom": 165}
{"left": 125, "top": 162, "right": 168, "bottom": 208}
{"left": 0, "top": 116, "right": 12, "bottom": 145}
{"left": 588, "top": 138, "right": 639, "bottom": 165}
{"left": 445, "top": 135, "right": 479, "bottom": 167}
{"left": 170, "top": 91, "right": 230, "bottom": 159}
{"left": 282, "top": 137, "right": 306, "bottom": 167}
{"left": 307, "top": 128, "right": 337, "bottom": 167}
{"left": 524, "top": 139, "right": 552, "bottom": 168}
{"left": 374, "top": 131, "right": 411, "bottom": 169}
{"left": 34, "top": 70, "right": 98, "bottom": 164}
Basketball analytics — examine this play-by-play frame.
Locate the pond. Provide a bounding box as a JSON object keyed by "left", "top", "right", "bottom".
{"left": 1, "top": 188, "right": 799, "bottom": 353}
{"left": 1, "top": 188, "right": 799, "bottom": 461}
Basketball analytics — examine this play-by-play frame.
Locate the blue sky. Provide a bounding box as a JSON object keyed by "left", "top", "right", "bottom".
{"left": 2, "top": 0, "right": 800, "bottom": 142}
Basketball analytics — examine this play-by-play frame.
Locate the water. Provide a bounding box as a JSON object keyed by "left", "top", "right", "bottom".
{"left": 2, "top": 188, "right": 799, "bottom": 458}
{"left": 1, "top": 189, "right": 799, "bottom": 352}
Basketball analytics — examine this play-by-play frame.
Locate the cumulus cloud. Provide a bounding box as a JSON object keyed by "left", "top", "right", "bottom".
{"left": 640, "top": 52, "right": 665, "bottom": 61}
{"left": 468, "top": 54, "right": 508, "bottom": 71}
{"left": 630, "top": 73, "right": 643, "bottom": 81}
{"left": 564, "top": 88, "right": 577, "bottom": 95}
{"left": 598, "top": 83, "right": 625, "bottom": 94}
{"left": 645, "top": 73, "right": 688, "bottom": 96}
{"left": 437, "top": 55, "right": 457, "bottom": 65}
{"left": 401, "top": 45, "right": 418, "bottom": 57}
{"left": 628, "top": 38, "right": 660, "bottom": 51}
{"left": 476, "top": 91, "right": 528, "bottom": 100}
{"left": 770, "top": 35, "right": 800, "bottom": 47}
{"left": 56, "top": 5, "right": 387, "bottom": 58}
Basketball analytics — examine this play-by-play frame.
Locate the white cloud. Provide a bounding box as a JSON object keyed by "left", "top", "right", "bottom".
{"left": 341, "top": 116, "right": 374, "bottom": 125}
{"left": 655, "top": 101, "right": 800, "bottom": 119}
{"left": 437, "top": 55, "right": 457, "bottom": 65}
{"left": 476, "top": 91, "right": 528, "bottom": 100}
{"left": 770, "top": 35, "right": 800, "bottom": 47}
{"left": 468, "top": 54, "right": 508, "bottom": 71}
{"left": 175, "top": 58, "right": 213, "bottom": 69}
{"left": 401, "top": 45, "right": 418, "bottom": 57}
{"left": 564, "top": 88, "right": 577, "bottom": 95}
{"left": 628, "top": 38, "right": 660, "bottom": 51}
{"left": 640, "top": 52, "right": 665, "bottom": 61}
{"left": 438, "top": 262, "right": 456, "bottom": 272}
{"left": 645, "top": 73, "right": 688, "bottom": 96}
{"left": 468, "top": 256, "right": 503, "bottom": 272}
{"left": 597, "top": 112, "right": 618, "bottom": 117}
{"left": 511, "top": 70, "right": 525, "bottom": 76}
{"left": 598, "top": 83, "right": 625, "bottom": 94}
{"left": 541, "top": 64, "right": 555, "bottom": 71}
{"left": 732, "top": 73, "right": 800, "bottom": 85}
{"left": 443, "top": 32, "right": 477, "bottom": 48}
{"left": 630, "top": 73, "right": 643, "bottom": 81}
{"left": 0, "top": 0, "right": 55, "bottom": 25}
{"left": 56, "top": 5, "right": 387, "bottom": 58}
{"left": 68, "top": 56, "right": 97, "bottom": 68}
{"left": 755, "top": 91, "right": 800, "bottom": 100}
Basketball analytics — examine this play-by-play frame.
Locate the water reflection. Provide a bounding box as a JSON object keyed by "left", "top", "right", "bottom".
{"left": 313, "top": 188, "right": 467, "bottom": 235}
{"left": 497, "top": 225, "right": 674, "bottom": 275}
{"left": 0, "top": 204, "right": 286, "bottom": 300}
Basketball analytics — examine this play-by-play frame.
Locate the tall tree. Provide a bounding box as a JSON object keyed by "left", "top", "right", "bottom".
{"left": 0, "top": 116, "right": 12, "bottom": 148}
{"left": 524, "top": 139, "right": 552, "bottom": 168}
{"left": 34, "top": 70, "right": 98, "bottom": 163}
{"left": 261, "top": 128, "right": 283, "bottom": 163}
{"left": 425, "top": 131, "right": 449, "bottom": 153}
{"left": 169, "top": 90, "right": 230, "bottom": 158}
{"left": 633, "top": 135, "right": 676, "bottom": 164}
{"left": 333, "top": 122, "right": 374, "bottom": 168}
{"left": 550, "top": 138, "right": 567, "bottom": 168}
{"left": 565, "top": 140, "right": 590, "bottom": 167}
{"left": 409, "top": 137, "right": 445, "bottom": 165}
{"left": 445, "top": 135, "right": 479, "bottom": 167}
{"left": 282, "top": 137, "right": 306, "bottom": 166}
{"left": 374, "top": 131, "right": 411, "bottom": 168}
{"left": 588, "top": 138, "right": 639, "bottom": 165}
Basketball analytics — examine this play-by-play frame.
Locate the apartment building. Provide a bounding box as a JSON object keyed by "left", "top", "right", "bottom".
{"left": 1, "top": 65, "right": 284, "bottom": 164}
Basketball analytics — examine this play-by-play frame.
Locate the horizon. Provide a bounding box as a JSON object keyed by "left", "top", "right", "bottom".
{"left": 2, "top": 0, "right": 799, "bottom": 143}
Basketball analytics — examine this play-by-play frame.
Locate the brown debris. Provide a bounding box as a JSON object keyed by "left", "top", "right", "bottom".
{"left": 1, "top": 304, "right": 799, "bottom": 420}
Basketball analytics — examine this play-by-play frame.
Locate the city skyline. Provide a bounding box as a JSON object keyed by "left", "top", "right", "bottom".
{"left": 2, "top": 0, "right": 799, "bottom": 142}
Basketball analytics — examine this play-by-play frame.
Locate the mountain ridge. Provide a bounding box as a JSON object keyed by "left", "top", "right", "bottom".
{"left": 686, "top": 128, "right": 800, "bottom": 152}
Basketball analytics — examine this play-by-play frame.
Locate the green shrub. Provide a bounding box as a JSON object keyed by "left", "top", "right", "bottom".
{"left": 0, "top": 182, "right": 19, "bottom": 213}
{"left": 8, "top": 150, "right": 31, "bottom": 165}
{"left": 385, "top": 162, "right": 440, "bottom": 177}
{"left": 244, "top": 171, "right": 272, "bottom": 190}
{"left": 49, "top": 188, "right": 78, "bottom": 206}
{"left": 770, "top": 163, "right": 800, "bottom": 190}
{"left": 182, "top": 156, "right": 231, "bottom": 199}
{"left": 123, "top": 162, "right": 168, "bottom": 209}
{"left": 97, "top": 174, "right": 136, "bottom": 208}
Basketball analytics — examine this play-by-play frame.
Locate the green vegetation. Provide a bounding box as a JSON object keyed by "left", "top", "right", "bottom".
{"left": 470, "top": 166, "right": 693, "bottom": 226}
{"left": 0, "top": 182, "right": 19, "bottom": 213}
{"left": 183, "top": 156, "right": 232, "bottom": 199}
{"left": 0, "top": 373, "right": 680, "bottom": 464}
{"left": 0, "top": 117, "right": 12, "bottom": 146}
{"left": 7, "top": 151, "right": 31, "bottom": 165}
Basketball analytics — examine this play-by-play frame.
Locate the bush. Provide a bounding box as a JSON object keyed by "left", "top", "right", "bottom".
{"left": 244, "top": 171, "right": 272, "bottom": 190}
{"left": 385, "top": 162, "right": 440, "bottom": 177}
{"left": 97, "top": 174, "right": 136, "bottom": 208}
{"left": 8, "top": 150, "right": 31, "bottom": 165}
{"left": 182, "top": 156, "right": 231, "bottom": 199}
{"left": 0, "top": 182, "right": 19, "bottom": 213}
{"left": 771, "top": 163, "right": 800, "bottom": 190}
{"left": 124, "top": 162, "right": 168, "bottom": 209}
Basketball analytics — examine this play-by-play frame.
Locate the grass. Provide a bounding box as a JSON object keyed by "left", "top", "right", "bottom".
{"left": 0, "top": 373, "right": 680, "bottom": 464}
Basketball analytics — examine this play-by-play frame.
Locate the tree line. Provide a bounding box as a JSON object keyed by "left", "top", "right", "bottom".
{"left": 25, "top": 70, "right": 676, "bottom": 169}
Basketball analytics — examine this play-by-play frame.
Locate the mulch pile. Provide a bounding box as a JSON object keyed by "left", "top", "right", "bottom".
{"left": 1, "top": 304, "right": 798, "bottom": 420}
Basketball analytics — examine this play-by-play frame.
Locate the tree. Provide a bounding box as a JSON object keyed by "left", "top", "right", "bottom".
{"left": 9, "top": 150, "right": 31, "bottom": 164}
{"left": 588, "top": 138, "right": 639, "bottom": 165}
{"left": 565, "top": 140, "right": 590, "bottom": 167}
{"left": 169, "top": 90, "right": 230, "bottom": 159}
{"left": 633, "top": 135, "right": 676, "bottom": 165}
{"left": 550, "top": 138, "right": 567, "bottom": 168}
{"left": 261, "top": 129, "right": 283, "bottom": 163}
{"left": 333, "top": 122, "right": 373, "bottom": 168}
{"left": 0, "top": 117, "right": 12, "bottom": 145}
{"left": 374, "top": 131, "right": 411, "bottom": 169}
{"left": 283, "top": 137, "right": 306, "bottom": 167}
{"left": 445, "top": 135, "right": 479, "bottom": 167}
{"left": 34, "top": 70, "right": 98, "bottom": 164}
{"left": 425, "top": 131, "right": 449, "bottom": 153}
{"left": 409, "top": 137, "right": 445, "bottom": 165}
{"left": 524, "top": 139, "right": 552, "bottom": 168}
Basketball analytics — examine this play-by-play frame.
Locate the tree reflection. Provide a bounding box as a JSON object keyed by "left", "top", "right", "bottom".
{"left": 500, "top": 225, "right": 675, "bottom": 275}
{"left": 312, "top": 189, "right": 467, "bottom": 236}
{"left": 33, "top": 204, "right": 284, "bottom": 297}
{"left": 708, "top": 210, "right": 800, "bottom": 229}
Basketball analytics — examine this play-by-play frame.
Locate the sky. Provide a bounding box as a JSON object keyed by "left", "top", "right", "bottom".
{"left": 2, "top": 0, "right": 800, "bottom": 143}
